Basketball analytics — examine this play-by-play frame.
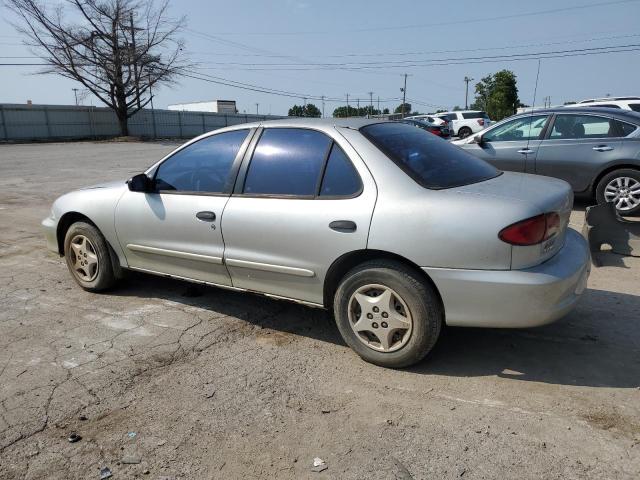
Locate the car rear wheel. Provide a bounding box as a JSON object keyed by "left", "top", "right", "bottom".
{"left": 458, "top": 126, "right": 472, "bottom": 139}
{"left": 63, "top": 222, "right": 117, "bottom": 291}
{"left": 596, "top": 169, "right": 640, "bottom": 215}
{"left": 333, "top": 260, "right": 442, "bottom": 368}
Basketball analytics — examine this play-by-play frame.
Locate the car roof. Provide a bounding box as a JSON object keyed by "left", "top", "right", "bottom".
{"left": 221, "top": 117, "right": 385, "bottom": 132}
{"left": 512, "top": 106, "right": 640, "bottom": 122}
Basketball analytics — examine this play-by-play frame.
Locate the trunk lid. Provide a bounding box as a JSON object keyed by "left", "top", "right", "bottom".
{"left": 453, "top": 171, "right": 574, "bottom": 269}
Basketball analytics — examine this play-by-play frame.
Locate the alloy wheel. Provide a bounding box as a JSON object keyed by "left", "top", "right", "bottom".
{"left": 347, "top": 284, "right": 413, "bottom": 352}
{"left": 69, "top": 234, "right": 99, "bottom": 282}
{"left": 604, "top": 176, "right": 640, "bottom": 211}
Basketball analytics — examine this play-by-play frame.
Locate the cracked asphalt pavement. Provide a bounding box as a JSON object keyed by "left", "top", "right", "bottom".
{"left": 0, "top": 141, "right": 639, "bottom": 479}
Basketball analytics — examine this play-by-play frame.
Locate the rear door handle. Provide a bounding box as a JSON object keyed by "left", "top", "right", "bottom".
{"left": 329, "top": 220, "right": 357, "bottom": 233}
{"left": 593, "top": 145, "right": 613, "bottom": 152}
{"left": 517, "top": 148, "right": 534, "bottom": 154}
{"left": 196, "top": 211, "right": 216, "bottom": 222}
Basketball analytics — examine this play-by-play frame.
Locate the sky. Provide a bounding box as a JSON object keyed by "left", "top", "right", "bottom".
{"left": 1, "top": 0, "right": 639, "bottom": 115}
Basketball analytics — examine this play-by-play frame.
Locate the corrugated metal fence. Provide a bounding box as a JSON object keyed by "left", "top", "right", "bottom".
{"left": 0, "top": 103, "right": 285, "bottom": 141}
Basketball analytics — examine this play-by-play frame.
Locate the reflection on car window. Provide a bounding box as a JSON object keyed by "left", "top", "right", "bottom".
{"left": 155, "top": 129, "right": 249, "bottom": 193}
{"left": 361, "top": 122, "right": 499, "bottom": 189}
{"left": 483, "top": 115, "right": 549, "bottom": 142}
{"left": 550, "top": 115, "right": 616, "bottom": 139}
{"left": 617, "top": 120, "right": 638, "bottom": 137}
{"left": 243, "top": 128, "right": 331, "bottom": 196}
{"left": 320, "top": 144, "right": 362, "bottom": 196}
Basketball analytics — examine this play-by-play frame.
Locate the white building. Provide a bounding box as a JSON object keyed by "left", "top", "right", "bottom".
{"left": 167, "top": 100, "right": 237, "bottom": 114}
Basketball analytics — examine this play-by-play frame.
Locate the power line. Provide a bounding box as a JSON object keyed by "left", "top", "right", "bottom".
{"left": 185, "top": 0, "right": 640, "bottom": 36}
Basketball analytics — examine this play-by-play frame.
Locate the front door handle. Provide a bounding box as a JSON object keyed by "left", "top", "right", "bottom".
{"left": 517, "top": 148, "right": 534, "bottom": 154}
{"left": 593, "top": 145, "right": 613, "bottom": 152}
{"left": 196, "top": 211, "right": 216, "bottom": 222}
{"left": 329, "top": 220, "right": 357, "bottom": 233}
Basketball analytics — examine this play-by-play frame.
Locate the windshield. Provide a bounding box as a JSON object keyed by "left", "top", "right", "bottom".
{"left": 361, "top": 122, "right": 500, "bottom": 189}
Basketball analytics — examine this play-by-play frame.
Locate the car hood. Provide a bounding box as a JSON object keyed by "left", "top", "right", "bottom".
{"left": 79, "top": 179, "right": 128, "bottom": 191}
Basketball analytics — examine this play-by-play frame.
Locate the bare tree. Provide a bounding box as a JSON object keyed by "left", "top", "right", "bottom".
{"left": 6, "top": 0, "right": 187, "bottom": 136}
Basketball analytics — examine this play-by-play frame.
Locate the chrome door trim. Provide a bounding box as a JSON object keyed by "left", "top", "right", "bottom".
{"left": 225, "top": 258, "right": 315, "bottom": 277}
{"left": 127, "top": 244, "right": 223, "bottom": 265}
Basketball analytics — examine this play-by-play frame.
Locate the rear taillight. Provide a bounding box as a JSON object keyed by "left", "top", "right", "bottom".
{"left": 498, "top": 212, "right": 560, "bottom": 246}
{"left": 477, "top": 119, "right": 484, "bottom": 126}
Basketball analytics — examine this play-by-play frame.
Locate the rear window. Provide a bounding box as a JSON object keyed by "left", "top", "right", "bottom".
{"left": 361, "top": 122, "right": 500, "bottom": 189}
{"left": 461, "top": 111, "right": 488, "bottom": 119}
{"left": 591, "top": 104, "right": 621, "bottom": 108}
{"left": 617, "top": 120, "right": 638, "bottom": 136}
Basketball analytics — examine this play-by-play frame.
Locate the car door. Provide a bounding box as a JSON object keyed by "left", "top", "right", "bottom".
{"left": 221, "top": 127, "right": 377, "bottom": 305}
{"left": 461, "top": 114, "right": 550, "bottom": 172}
{"left": 534, "top": 113, "right": 622, "bottom": 192}
{"left": 115, "top": 128, "right": 254, "bottom": 285}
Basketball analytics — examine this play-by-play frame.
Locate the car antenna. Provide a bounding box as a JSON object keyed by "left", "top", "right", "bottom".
{"left": 525, "top": 58, "right": 542, "bottom": 155}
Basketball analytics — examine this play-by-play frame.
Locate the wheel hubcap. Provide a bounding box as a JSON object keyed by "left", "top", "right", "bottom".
{"left": 347, "top": 284, "right": 413, "bottom": 353}
{"left": 604, "top": 176, "right": 640, "bottom": 211}
{"left": 69, "top": 235, "right": 99, "bottom": 282}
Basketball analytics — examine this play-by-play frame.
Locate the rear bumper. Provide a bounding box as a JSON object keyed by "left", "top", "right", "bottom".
{"left": 423, "top": 228, "right": 591, "bottom": 328}
{"left": 42, "top": 216, "right": 59, "bottom": 254}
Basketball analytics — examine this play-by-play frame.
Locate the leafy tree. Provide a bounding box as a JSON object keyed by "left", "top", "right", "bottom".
{"left": 435, "top": 109, "right": 447, "bottom": 113}
{"left": 470, "top": 70, "right": 520, "bottom": 121}
{"left": 394, "top": 103, "right": 412, "bottom": 115}
{"left": 288, "top": 103, "right": 321, "bottom": 117}
{"left": 452, "top": 105, "right": 462, "bottom": 111}
{"left": 7, "top": 0, "right": 187, "bottom": 136}
{"left": 332, "top": 105, "right": 381, "bottom": 118}
{"left": 382, "top": 108, "right": 389, "bottom": 114}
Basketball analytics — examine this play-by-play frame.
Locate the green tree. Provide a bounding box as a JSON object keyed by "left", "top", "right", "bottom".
{"left": 394, "top": 103, "right": 412, "bottom": 115}
{"left": 452, "top": 105, "right": 462, "bottom": 111}
{"left": 382, "top": 108, "right": 389, "bottom": 114}
{"left": 470, "top": 70, "right": 520, "bottom": 121}
{"left": 288, "top": 103, "right": 321, "bottom": 117}
{"left": 333, "top": 105, "right": 381, "bottom": 117}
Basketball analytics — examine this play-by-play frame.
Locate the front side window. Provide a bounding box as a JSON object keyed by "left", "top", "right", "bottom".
{"left": 550, "top": 114, "right": 616, "bottom": 139}
{"left": 483, "top": 115, "right": 549, "bottom": 142}
{"left": 361, "top": 122, "right": 500, "bottom": 189}
{"left": 243, "top": 128, "right": 332, "bottom": 196}
{"left": 155, "top": 129, "right": 249, "bottom": 193}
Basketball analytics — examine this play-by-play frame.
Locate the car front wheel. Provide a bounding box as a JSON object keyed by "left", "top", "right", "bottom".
{"left": 596, "top": 168, "right": 640, "bottom": 215}
{"left": 458, "top": 126, "right": 472, "bottom": 139}
{"left": 333, "top": 260, "right": 443, "bottom": 368}
{"left": 63, "top": 222, "right": 117, "bottom": 291}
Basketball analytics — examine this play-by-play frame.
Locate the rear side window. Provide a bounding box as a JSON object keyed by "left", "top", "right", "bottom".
{"left": 461, "top": 111, "right": 487, "bottom": 119}
{"left": 361, "top": 122, "right": 500, "bottom": 189}
{"left": 590, "top": 104, "right": 621, "bottom": 108}
{"left": 155, "top": 129, "right": 249, "bottom": 193}
{"left": 629, "top": 103, "right": 640, "bottom": 112}
{"left": 617, "top": 120, "right": 638, "bottom": 136}
{"left": 320, "top": 144, "right": 362, "bottom": 196}
{"left": 243, "top": 128, "right": 331, "bottom": 196}
{"left": 550, "top": 114, "right": 616, "bottom": 139}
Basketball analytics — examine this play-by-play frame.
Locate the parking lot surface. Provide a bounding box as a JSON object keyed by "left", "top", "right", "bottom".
{"left": 1, "top": 141, "right": 639, "bottom": 479}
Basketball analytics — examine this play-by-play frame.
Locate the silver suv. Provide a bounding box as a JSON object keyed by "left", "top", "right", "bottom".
{"left": 43, "top": 119, "right": 590, "bottom": 368}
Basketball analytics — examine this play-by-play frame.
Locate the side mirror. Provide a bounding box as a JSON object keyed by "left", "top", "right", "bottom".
{"left": 471, "top": 134, "right": 484, "bottom": 145}
{"left": 127, "top": 173, "right": 152, "bottom": 192}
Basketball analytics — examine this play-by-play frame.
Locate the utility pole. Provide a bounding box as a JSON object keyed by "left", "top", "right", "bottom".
{"left": 377, "top": 96, "right": 380, "bottom": 113}
{"left": 346, "top": 93, "right": 350, "bottom": 116}
{"left": 357, "top": 97, "right": 360, "bottom": 115}
{"left": 72, "top": 88, "right": 79, "bottom": 106}
{"left": 255, "top": 103, "right": 259, "bottom": 115}
{"left": 303, "top": 97, "right": 307, "bottom": 107}
{"left": 368, "top": 91, "right": 374, "bottom": 117}
{"left": 321, "top": 95, "right": 325, "bottom": 118}
{"left": 464, "top": 76, "right": 474, "bottom": 109}
{"left": 400, "top": 73, "right": 408, "bottom": 118}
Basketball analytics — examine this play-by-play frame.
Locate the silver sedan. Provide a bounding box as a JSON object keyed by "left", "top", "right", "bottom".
{"left": 42, "top": 119, "right": 591, "bottom": 368}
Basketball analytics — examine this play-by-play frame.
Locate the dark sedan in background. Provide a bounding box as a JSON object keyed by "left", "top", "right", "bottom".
{"left": 453, "top": 107, "right": 640, "bottom": 214}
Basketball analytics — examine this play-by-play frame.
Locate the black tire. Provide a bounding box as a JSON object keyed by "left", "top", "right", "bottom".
{"left": 63, "top": 222, "right": 117, "bottom": 292}
{"left": 458, "top": 126, "right": 472, "bottom": 139}
{"left": 595, "top": 168, "right": 640, "bottom": 216}
{"left": 333, "top": 260, "right": 443, "bottom": 368}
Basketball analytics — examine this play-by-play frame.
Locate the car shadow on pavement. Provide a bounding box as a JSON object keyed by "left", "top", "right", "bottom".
{"left": 114, "top": 275, "right": 639, "bottom": 389}
{"left": 413, "top": 287, "right": 640, "bottom": 389}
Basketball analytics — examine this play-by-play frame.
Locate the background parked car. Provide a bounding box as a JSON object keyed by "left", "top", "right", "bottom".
{"left": 453, "top": 107, "right": 640, "bottom": 214}
{"left": 435, "top": 110, "right": 492, "bottom": 138}
{"left": 568, "top": 97, "right": 640, "bottom": 112}
{"left": 405, "top": 114, "right": 451, "bottom": 130}
{"left": 399, "top": 118, "right": 451, "bottom": 138}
